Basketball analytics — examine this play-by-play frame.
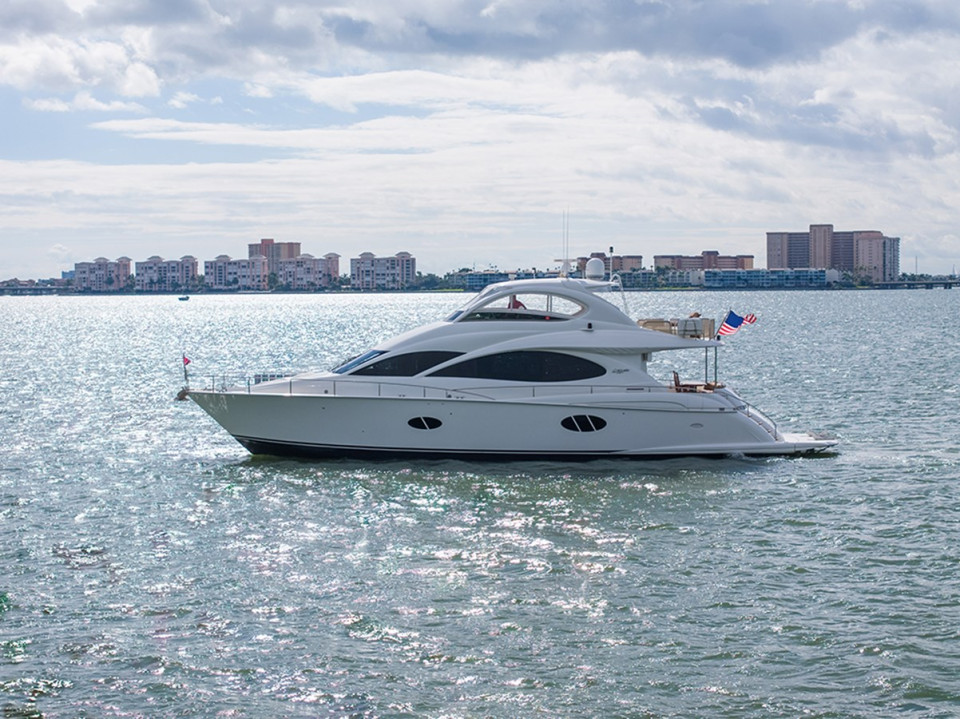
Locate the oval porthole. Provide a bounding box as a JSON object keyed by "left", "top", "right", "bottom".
{"left": 408, "top": 416, "right": 442, "bottom": 430}
{"left": 560, "top": 415, "right": 608, "bottom": 432}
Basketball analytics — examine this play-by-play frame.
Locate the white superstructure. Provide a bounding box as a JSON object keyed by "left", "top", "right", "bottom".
{"left": 189, "top": 276, "right": 836, "bottom": 459}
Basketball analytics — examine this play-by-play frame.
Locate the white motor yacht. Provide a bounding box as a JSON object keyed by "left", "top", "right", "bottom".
{"left": 189, "top": 269, "right": 836, "bottom": 460}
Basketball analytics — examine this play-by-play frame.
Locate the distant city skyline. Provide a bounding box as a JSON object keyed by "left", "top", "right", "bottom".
{"left": 8, "top": 232, "right": 786, "bottom": 281}
{"left": 2, "top": 229, "right": 914, "bottom": 284}
{"left": 2, "top": 2, "right": 958, "bottom": 279}
{"left": 0, "top": 224, "right": 929, "bottom": 281}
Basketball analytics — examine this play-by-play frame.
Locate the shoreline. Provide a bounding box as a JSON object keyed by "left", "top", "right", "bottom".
{"left": 2, "top": 283, "right": 956, "bottom": 297}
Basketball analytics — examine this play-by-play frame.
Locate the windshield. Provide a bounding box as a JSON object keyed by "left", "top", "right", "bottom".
{"left": 457, "top": 292, "right": 585, "bottom": 322}
{"left": 331, "top": 349, "right": 385, "bottom": 374}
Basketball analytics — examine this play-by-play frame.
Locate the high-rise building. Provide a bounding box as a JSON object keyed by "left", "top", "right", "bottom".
{"left": 73, "top": 257, "right": 132, "bottom": 292}
{"left": 277, "top": 253, "right": 341, "bottom": 290}
{"left": 204, "top": 254, "right": 269, "bottom": 291}
{"left": 350, "top": 252, "right": 416, "bottom": 290}
{"left": 766, "top": 224, "right": 900, "bottom": 282}
{"left": 321, "top": 252, "right": 340, "bottom": 286}
{"left": 135, "top": 255, "right": 198, "bottom": 291}
{"left": 248, "top": 239, "right": 302, "bottom": 276}
{"left": 854, "top": 233, "right": 900, "bottom": 284}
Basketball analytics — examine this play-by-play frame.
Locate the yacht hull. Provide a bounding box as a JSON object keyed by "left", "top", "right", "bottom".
{"left": 189, "top": 390, "right": 836, "bottom": 460}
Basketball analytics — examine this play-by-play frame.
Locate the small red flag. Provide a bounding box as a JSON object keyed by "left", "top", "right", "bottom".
{"left": 182, "top": 355, "right": 191, "bottom": 366}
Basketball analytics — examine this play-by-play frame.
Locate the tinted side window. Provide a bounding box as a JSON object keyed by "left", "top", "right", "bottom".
{"left": 429, "top": 351, "right": 605, "bottom": 382}
{"left": 352, "top": 351, "right": 463, "bottom": 376}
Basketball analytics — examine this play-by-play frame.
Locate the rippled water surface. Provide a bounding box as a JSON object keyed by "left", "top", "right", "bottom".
{"left": 2, "top": 290, "right": 959, "bottom": 717}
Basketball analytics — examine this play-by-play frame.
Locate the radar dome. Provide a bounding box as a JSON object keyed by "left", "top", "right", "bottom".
{"left": 584, "top": 257, "right": 606, "bottom": 280}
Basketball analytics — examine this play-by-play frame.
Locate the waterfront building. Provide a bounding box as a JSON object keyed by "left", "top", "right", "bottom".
{"left": 73, "top": 257, "right": 132, "bottom": 292}
{"left": 134, "top": 255, "right": 199, "bottom": 292}
{"left": 766, "top": 224, "right": 900, "bottom": 282}
{"left": 619, "top": 271, "right": 658, "bottom": 289}
{"left": 350, "top": 252, "right": 416, "bottom": 290}
{"left": 654, "top": 251, "right": 754, "bottom": 271}
{"left": 249, "top": 238, "right": 302, "bottom": 277}
{"left": 277, "top": 253, "right": 341, "bottom": 290}
{"left": 576, "top": 251, "right": 644, "bottom": 277}
{"left": 447, "top": 268, "right": 565, "bottom": 290}
{"left": 656, "top": 270, "right": 704, "bottom": 287}
{"left": 703, "top": 268, "right": 841, "bottom": 289}
{"left": 448, "top": 267, "right": 580, "bottom": 290}
{"left": 514, "top": 269, "right": 567, "bottom": 280}
{"left": 203, "top": 254, "right": 269, "bottom": 291}
{"left": 447, "top": 270, "right": 511, "bottom": 291}
{"left": 854, "top": 233, "right": 901, "bottom": 284}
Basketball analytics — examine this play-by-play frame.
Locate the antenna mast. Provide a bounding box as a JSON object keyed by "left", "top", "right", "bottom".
{"left": 556, "top": 208, "right": 574, "bottom": 277}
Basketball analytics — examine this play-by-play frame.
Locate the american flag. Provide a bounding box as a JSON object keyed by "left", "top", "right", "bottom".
{"left": 717, "top": 311, "right": 756, "bottom": 337}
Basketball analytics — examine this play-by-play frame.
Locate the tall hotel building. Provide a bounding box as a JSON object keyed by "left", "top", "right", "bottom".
{"left": 73, "top": 257, "right": 132, "bottom": 292}
{"left": 204, "top": 255, "right": 269, "bottom": 291}
{"left": 350, "top": 252, "right": 416, "bottom": 290}
{"left": 134, "top": 255, "right": 199, "bottom": 291}
{"left": 277, "top": 252, "right": 341, "bottom": 290}
{"left": 249, "top": 239, "right": 301, "bottom": 276}
{"left": 767, "top": 224, "right": 900, "bottom": 283}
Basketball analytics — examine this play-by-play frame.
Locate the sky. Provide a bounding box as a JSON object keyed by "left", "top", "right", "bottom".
{"left": 2, "top": 0, "right": 959, "bottom": 279}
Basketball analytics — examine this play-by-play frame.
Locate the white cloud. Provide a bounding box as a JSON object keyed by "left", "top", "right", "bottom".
{"left": 25, "top": 97, "right": 71, "bottom": 112}
{"left": 244, "top": 83, "right": 274, "bottom": 98}
{"left": 118, "top": 61, "right": 161, "bottom": 97}
{"left": 168, "top": 91, "right": 201, "bottom": 109}
{"left": 62, "top": 0, "right": 98, "bottom": 12}
{"left": 26, "top": 90, "right": 146, "bottom": 112}
{"left": 74, "top": 90, "right": 147, "bottom": 111}
{"left": 0, "top": 35, "right": 160, "bottom": 96}
{"left": 46, "top": 243, "right": 75, "bottom": 264}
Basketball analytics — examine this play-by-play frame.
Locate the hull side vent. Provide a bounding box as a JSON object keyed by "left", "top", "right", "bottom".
{"left": 561, "top": 415, "right": 607, "bottom": 432}
{"left": 408, "top": 417, "right": 443, "bottom": 430}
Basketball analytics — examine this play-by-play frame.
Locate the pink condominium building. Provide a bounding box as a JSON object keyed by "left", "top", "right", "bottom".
{"left": 73, "top": 257, "right": 132, "bottom": 292}
{"left": 248, "top": 238, "right": 301, "bottom": 276}
{"left": 350, "top": 252, "right": 416, "bottom": 290}
{"left": 654, "top": 250, "right": 754, "bottom": 271}
{"left": 767, "top": 224, "right": 900, "bottom": 283}
{"left": 134, "top": 256, "right": 199, "bottom": 292}
{"left": 277, "top": 253, "right": 341, "bottom": 290}
{"left": 203, "top": 255, "right": 269, "bottom": 291}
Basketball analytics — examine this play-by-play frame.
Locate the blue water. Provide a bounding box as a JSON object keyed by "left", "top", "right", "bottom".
{"left": 2, "top": 290, "right": 959, "bottom": 717}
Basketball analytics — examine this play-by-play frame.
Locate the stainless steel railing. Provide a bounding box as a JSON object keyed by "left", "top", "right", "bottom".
{"left": 198, "top": 374, "right": 772, "bottom": 414}
{"left": 740, "top": 402, "right": 780, "bottom": 439}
